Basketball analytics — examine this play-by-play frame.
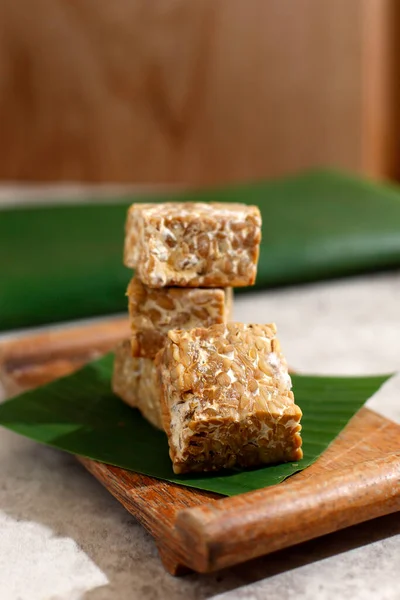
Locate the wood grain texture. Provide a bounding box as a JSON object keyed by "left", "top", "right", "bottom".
{"left": 1, "top": 324, "right": 399, "bottom": 575}
{"left": 0, "top": 0, "right": 396, "bottom": 184}
{"left": 176, "top": 451, "right": 400, "bottom": 572}
{"left": 0, "top": 317, "right": 129, "bottom": 395}
{"left": 362, "top": 0, "right": 398, "bottom": 178}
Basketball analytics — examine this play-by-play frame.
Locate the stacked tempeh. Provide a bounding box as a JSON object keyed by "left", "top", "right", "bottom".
{"left": 113, "top": 202, "right": 303, "bottom": 474}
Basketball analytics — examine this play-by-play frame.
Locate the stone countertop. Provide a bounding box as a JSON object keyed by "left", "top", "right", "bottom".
{"left": 0, "top": 272, "right": 399, "bottom": 600}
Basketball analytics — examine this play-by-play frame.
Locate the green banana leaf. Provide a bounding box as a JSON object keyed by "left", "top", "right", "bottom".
{"left": 0, "top": 353, "right": 390, "bottom": 496}
{"left": 2, "top": 170, "right": 400, "bottom": 331}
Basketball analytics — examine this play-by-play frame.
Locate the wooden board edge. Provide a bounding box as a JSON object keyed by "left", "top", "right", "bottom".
{"left": 174, "top": 452, "right": 400, "bottom": 572}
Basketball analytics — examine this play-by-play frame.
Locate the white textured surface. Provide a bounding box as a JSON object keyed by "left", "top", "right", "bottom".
{"left": 1, "top": 272, "right": 400, "bottom": 600}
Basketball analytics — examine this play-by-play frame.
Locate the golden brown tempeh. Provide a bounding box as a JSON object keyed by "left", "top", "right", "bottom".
{"left": 127, "top": 276, "right": 233, "bottom": 359}
{"left": 124, "top": 202, "right": 261, "bottom": 288}
{"left": 112, "top": 340, "right": 163, "bottom": 430}
{"left": 156, "top": 322, "right": 303, "bottom": 474}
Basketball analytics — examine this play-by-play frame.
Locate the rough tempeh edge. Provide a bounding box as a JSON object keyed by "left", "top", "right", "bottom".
{"left": 123, "top": 203, "right": 154, "bottom": 268}
{"left": 123, "top": 202, "right": 261, "bottom": 288}
{"left": 127, "top": 277, "right": 233, "bottom": 358}
{"left": 155, "top": 322, "right": 302, "bottom": 474}
{"left": 225, "top": 287, "right": 234, "bottom": 320}
{"left": 112, "top": 340, "right": 163, "bottom": 430}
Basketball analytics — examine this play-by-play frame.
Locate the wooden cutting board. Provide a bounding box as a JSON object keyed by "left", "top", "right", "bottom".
{"left": 0, "top": 319, "right": 399, "bottom": 576}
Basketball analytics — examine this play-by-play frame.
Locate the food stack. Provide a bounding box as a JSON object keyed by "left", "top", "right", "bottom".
{"left": 113, "top": 202, "right": 303, "bottom": 474}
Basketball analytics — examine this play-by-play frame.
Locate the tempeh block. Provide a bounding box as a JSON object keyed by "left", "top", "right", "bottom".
{"left": 124, "top": 202, "right": 261, "bottom": 288}
{"left": 127, "top": 277, "right": 233, "bottom": 359}
{"left": 156, "top": 322, "right": 302, "bottom": 474}
{"left": 112, "top": 340, "right": 163, "bottom": 430}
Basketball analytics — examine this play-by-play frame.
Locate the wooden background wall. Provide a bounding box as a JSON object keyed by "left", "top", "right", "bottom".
{"left": 0, "top": 0, "right": 397, "bottom": 185}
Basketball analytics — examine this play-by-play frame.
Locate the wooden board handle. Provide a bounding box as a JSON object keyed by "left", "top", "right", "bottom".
{"left": 0, "top": 317, "right": 129, "bottom": 395}
{"left": 175, "top": 453, "right": 400, "bottom": 572}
